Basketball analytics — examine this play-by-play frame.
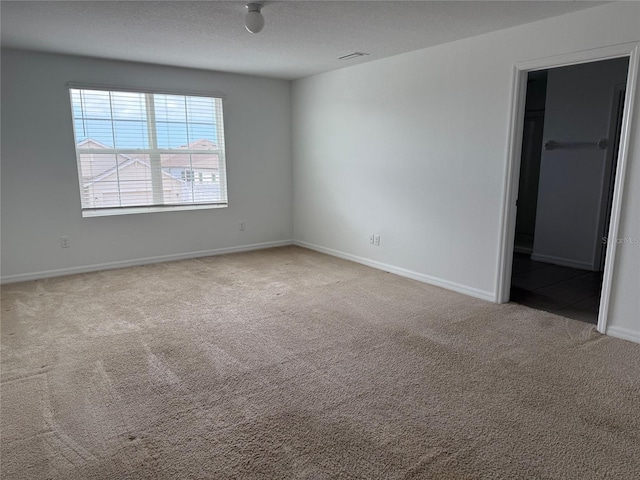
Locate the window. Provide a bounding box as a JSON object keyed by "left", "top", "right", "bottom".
{"left": 69, "top": 87, "right": 227, "bottom": 216}
{"left": 181, "top": 170, "right": 195, "bottom": 183}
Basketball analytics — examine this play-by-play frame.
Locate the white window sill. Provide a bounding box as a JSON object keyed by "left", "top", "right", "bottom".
{"left": 82, "top": 203, "right": 228, "bottom": 218}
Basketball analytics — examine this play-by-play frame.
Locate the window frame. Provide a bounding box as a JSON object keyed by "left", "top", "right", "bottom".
{"left": 67, "top": 83, "right": 229, "bottom": 217}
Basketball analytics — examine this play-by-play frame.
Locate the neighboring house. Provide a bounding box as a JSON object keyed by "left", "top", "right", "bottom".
{"left": 76, "top": 138, "right": 221, "bottom": 208}
{"left": 161, "top": 139, "right": 222, "bottom": 203}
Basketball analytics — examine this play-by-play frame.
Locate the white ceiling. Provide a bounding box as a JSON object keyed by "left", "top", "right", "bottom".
{"left": 0, "top": 1, "right": 605, "bottom": 80}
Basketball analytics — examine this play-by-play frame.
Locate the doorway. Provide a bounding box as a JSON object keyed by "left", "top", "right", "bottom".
{"left": 497, "top": 43, "right": 639, "bottom": 334}
{"left": 509, "top": 59, "right": 628, "bottom": 324}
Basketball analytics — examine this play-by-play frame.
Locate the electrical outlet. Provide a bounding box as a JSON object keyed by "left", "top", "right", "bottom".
{"left": 60, "top": 236, "right": 70, "bottom": 248}
{"left": 369, "top": 234, "right": 375, "bottom": 244}
{"left": 374, "top": 234, "right": 381, "bottom": 246}
{"left": 239, "top": 221, "right": 246, "bottom": 231}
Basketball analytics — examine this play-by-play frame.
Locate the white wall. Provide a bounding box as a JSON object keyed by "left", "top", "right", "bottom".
{"left": 292, "top": 3, "right": 640, "bottom": 339}
{"left": 532, "top": 58, "right": 628, "bottom": 271}
{"left": 1, "top": 50, "right": 292, "bottom": 281}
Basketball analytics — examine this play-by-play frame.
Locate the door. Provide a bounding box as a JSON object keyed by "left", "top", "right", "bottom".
{"left": 598, "top": 84, "right": 626, "bottom": 270}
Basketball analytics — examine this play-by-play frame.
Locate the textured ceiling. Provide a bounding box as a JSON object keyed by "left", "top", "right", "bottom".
{"left": 1, "top": 1, "right": 604, "bottom": 80}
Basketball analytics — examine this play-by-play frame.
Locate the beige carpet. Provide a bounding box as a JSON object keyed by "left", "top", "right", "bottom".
{"left": 1, "top": 246, "right": 639, "bottom": 479}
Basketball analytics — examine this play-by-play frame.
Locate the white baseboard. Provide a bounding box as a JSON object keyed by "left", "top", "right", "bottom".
{"left": 606, "top": 326, "right": 640, "bottom": 344}
{"left": 1, "top": 240, "right": 294, "bottom": 284}
{"left": 530, "top": 253, "right": 595, "bottom": 271}
{"left": 294, "top": 240, "right": 496, "bottom": 302}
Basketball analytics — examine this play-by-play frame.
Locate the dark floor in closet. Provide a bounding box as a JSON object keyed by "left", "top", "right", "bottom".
{"left": 510, "top": 253, "right": 603, "bottom": 325}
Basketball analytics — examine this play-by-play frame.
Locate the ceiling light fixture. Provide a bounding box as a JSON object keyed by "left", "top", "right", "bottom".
{"left": 245, "top": 3, "right": 265, "bottom": 34}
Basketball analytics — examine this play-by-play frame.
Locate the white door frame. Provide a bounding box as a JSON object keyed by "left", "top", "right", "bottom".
{"left": 496, "top": 42, "right": 639, "bottom": 335}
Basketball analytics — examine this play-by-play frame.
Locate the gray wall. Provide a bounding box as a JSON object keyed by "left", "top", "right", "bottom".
{"left": 532, "top": 58, "right": 629, "bottom": 270}
{"left": 1, "top": 50, "right": 293, "bottom": 280}
{"left": 292, "top": 2, "right": 640, "bottom": 340}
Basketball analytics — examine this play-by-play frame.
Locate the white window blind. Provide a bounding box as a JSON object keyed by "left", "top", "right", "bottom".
{"left": 69, "top": 87, "right": 228, "bottom": 217}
